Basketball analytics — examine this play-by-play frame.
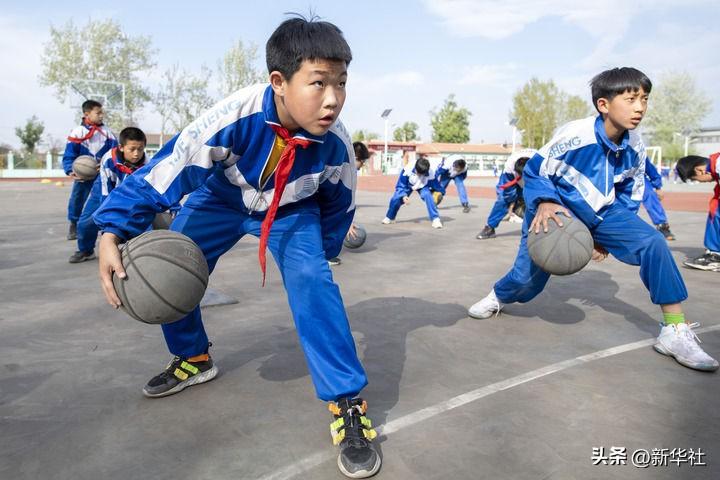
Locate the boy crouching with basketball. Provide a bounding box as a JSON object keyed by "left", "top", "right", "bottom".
{"left": 93, "top": 17, "right": 380, "bottom": 478}
{"left": 468, "top": 67, "right": 717, "bottom": 372}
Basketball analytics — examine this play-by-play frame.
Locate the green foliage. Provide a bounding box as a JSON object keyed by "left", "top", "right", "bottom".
{"left": 643, "top": 71, "right": 711, "bottom": 161}
{"left": 39, "top": 18, "right": 157, "bottom": 130}
{"left": 393, "top": 121, "right": 419, "bottom": 142}
{"left": 218, "top": 39, "right": 265, "bottom": 97}
{"left": 352, "top": 130, "right": 379, "bottom": 142}
{"left": 511, "top": 78, "right": 562, "bottom": 149}
{"left": 15, "top": 115, "right": 45, "bottom": 153}
{"left": 430, "top": 94, "right": 471, "bottom": 143}
{"left": 559, "top": 94, "right": 594, "bottom": 125}
{"left": 154, "top": 64, "right": 215, "bottom": 133}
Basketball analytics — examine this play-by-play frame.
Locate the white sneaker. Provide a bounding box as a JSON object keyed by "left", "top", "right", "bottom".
{"left": 381, "top": 217, "right": 395, "bottom": 225}
{"left": 468, "top": 290, "right": 503, "bottom": 319}
{"left": 508, "top": 213, "right": 523, "bottom": 224}
{"left": 654, "top": 322, "right": 719, "bottom": 372}
{"left": 431, "top": 218, "right": 443, "bottom": 229}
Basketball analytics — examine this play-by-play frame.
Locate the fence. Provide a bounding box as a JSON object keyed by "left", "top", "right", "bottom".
{"left": 0, "top": 151, "right": 65, "bottom": 178}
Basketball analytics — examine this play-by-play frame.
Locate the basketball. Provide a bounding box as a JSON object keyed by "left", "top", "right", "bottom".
{"left": 527, "top": 214, "right": 593, "bottom": 276}
{"left": 72, "top": 155, "right": 98, "bottom": 181}
{"left": 343, "top": 224, "right": 367, "bottom": 249}
{"left": 152, "top": 211, "right": 174, "bottom": 230}
{"left": 112, "top": 230, "right": 209, "bottom": 324}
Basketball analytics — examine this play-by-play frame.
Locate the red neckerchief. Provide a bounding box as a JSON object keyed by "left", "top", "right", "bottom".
{"left": 67, "top": 119, "right": 107, "bottom": 144}
{"left": 111, "top": 148, "right": 145, "bottom": 175}
{"left": 258, "top": 125, "right": 311, "bottom": 286}
{"left": 499, "top": 175, "right": 521, "bottom": 190}
{"left": 709, "top": 152, "right": 720, "bottom": 217}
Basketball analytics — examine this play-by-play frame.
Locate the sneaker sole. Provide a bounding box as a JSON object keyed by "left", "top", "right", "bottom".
{"left": 143, "top": 365, "right": 219, "bottom": 398}
{"left": 467, "top": 307, "right": 501, "bottom": 319}
{"left": 653, "top": 343, "right": 719, "bottom": 372}
{"left": 69, "top": 254, "right": 96, "bottom": 264}
{"left": 337, "top": 452, "right": 382, "bottom": 479}
{"left": 682, "top": 262, "right": 720, "bottom": 271}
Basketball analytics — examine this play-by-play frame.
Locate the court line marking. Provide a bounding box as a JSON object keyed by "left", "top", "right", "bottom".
{"left": 256, "top": 324, "right": 720, "bottom": 480}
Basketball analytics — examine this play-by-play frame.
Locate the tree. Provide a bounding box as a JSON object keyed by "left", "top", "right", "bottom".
{"left": 643, "top": 71, "right": 711, "bottom": 161}
{"left": 154, "top": 63, "right": 215, "bottom": 134}
{"left": 511, "top": 78, "right": 562, "bottom": 149}
{"left": 559, "top": 94, "right": 594, "bottom": 125}
{"left": 430, "top": 94, "right": 471, "bottom": 143}
{"left": 15, "top": 116, "right": 45, "bottom": 153}
{"left": 39, "top": 18, "right": 157, "bottom": 129}
{"left": 218, "top": 39, "right": 265, "bottom": 97}
{"left": 393, "top": 121, "right": 419, "bottom": 142}
{"left": 352, "top": 130, "right": 379, "bottom": 142}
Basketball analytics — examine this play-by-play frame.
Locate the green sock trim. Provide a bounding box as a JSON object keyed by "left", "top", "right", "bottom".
{"left": 663, "top": 312, "right": 685, "bottom": 325}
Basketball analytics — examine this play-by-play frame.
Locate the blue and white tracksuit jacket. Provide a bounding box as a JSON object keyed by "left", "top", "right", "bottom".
{"left": 93, "top": 84, "right": 365, "bottom": 401}
{"left": 385, "top": 162, "right": 441, "bottom": 220}
{"left": 435, "top": 158, "right": 469, "bottom": 205}
{"left": 703, "top": 153, "right": 720, "bottom": 253}
{"left": 62, "top": 122, "right": 117, "bottom": 222}
{"left": 494, "top": 115, "right": 687, "bottom": 306}
{"left": 485, "top": 152, "right": 534, "bottom": 228}
{"left": 641, "top": 159, "right": 667, "bottom": 225}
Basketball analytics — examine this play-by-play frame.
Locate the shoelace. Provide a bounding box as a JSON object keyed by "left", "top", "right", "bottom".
{"left": 679, "top": 322, "right": 704, "bottom": 349}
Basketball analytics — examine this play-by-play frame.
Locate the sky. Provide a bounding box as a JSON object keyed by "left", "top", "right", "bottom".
{"left": 1, "top": 0, "right": 719, "bottom": 149}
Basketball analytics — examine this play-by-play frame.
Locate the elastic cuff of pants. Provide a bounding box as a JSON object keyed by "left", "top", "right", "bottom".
{"left": 663, "top": 312, "right": 685, "bottom": 325}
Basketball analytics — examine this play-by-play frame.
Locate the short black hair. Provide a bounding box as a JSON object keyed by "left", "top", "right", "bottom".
{"left": 82, "top": 99, "right": 103, "bottom": 114}
{"left": 675, "top": 155, "right": 708, "bottom": 182}
{"left": 266, "top": 15, "right": 352, "bottom": 81}
{"left": 452, "top": 158, "right": 466, "bottom": 170}
{"left": 119, "top": 127, "right": 147, "bottom": 146}
{"left": 415, "top": 157, "right": 430, "bottom": 175}
{"left": 590, "top": 67, "right": 652, "bottom": 112}
{"left": 353, "top": 141, "right": 369, "bottom": 161}
{"left": 514, "top": 157, "right": 530, "bottom": 177}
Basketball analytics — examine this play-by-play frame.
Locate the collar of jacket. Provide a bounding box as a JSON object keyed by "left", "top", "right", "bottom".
{"left": 260, "top": 85, "right": 326, "bottom": 145}
{"left": 593, "top": 114, "right": 629, "bottom": 155}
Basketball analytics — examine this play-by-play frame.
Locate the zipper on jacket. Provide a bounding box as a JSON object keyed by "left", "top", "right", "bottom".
{"left": 247, "top": 135, "right": 279, "bottom": 214}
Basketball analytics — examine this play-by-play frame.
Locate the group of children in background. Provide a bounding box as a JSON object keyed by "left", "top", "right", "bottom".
{"left": 59, "top": 17, "right": 720, "bottom": 478}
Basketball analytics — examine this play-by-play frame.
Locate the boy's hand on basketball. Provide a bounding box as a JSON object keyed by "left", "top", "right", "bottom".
{"left": 530, "top": 202, "right": 570, "bottom": 234}
{"left": 68, "top": 172, "right": 79, "bottom": 180}
{"left": 655, "top": 189, "right": 665, "bottom": 201}
{"left": 347, "top": 223, "right": 358, "bottom": 239}
{"left": 98, "top": 233, "right": 125, "bottom": 308}
{"left": 402, "top": 196, "right": 410, "bottom": 205}
{"left": 592, "top": 243, "right": 608, "bottom": 262}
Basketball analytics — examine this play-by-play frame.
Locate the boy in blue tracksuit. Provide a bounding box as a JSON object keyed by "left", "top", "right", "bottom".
{"left": 476, "top": 149, "right": 536, "bottom": 239}
{"left": 642, "top": 159, "right": 675, "bottom": 240}
{"left": 675, "top": 153, "right": 720, "bottom": 271}
{"left": 93, "top": 17, "right": 380, "bottom": 478}
{"left": 62, "top": 100, "right": 117, "bottom": 240}
{"left": 435, "top": 155, "right": 471, "bottom": 213}
{"left": 69, "top": 127, "right": 148, "bottom": 263}
{"left": 468, "top": 67, "right": 717, "bottom": 372}
{"left": 382, "top": 155, "right": 443, "bottom": 228}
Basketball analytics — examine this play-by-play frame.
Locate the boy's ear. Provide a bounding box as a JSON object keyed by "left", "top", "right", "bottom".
{"left": 269, "top": 71, "right": 286, "bottom": 96}
{"left": 596, "top": 97, "right": 610, "bottom": 114}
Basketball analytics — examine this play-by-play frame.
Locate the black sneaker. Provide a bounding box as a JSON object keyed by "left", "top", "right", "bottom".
{"left": 67, "top": 222, "right": 77, "bottom": 240}
{"left": 684, "top": 251, "right": 720, "bottom": 271}
{"left": 656, "top": 223, "right": 675, "bottom": 241}
{"left": 329, "top": 397, "right": 381, "bottom": 478}
{"left": 462, "top": 203, "right": 471, "bottom": 213}
{"left": 476, "top": 225, "right": 496, "bottom": 239}
{"left": 68, "top": 251, "right": 96, "bottom": 263}
{"left": 143, "top": 354, "right": 218, "bottom": 398}
{"left": 328, "top": 257, "right": 342, "bottom": 266}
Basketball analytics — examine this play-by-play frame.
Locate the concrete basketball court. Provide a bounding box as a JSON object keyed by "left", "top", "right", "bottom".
{"left": 1, "top": 180, "right": 718, "bottom": 480}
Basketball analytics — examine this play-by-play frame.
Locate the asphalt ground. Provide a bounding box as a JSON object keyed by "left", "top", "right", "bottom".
{"left": 1, "top": 180, "right": 718, "bottom": 480}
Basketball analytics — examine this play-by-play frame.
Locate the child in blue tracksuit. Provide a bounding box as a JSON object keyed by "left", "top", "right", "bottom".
{"left": 382, "top": 155, "right": 443, "bottom": 229}
{"left": 468, "top": 67, "right": 717, "bottom": 372}
{"left": 434, "top": 155, "right": 471, "bottom": 213}
{"left": 62, "top": 99, "right": 116, "bottom": 240}
{"left": 69, "top": 127, "right": 148, "bottom": 263}
{"left": 675, "top": 153, "right": 720, "bottom": 271}
{"left": 642, "top": 159, "right": 675, "bottom": 240}
{"left": 476, "top": 149, "right": 536, "bottom": 239}
{"left": 93, "top": 17, "right": 380, "bottom": 479}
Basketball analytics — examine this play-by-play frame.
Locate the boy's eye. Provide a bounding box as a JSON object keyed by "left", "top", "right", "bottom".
{"left": 313, "top": 80, "right": 324, "bottom": 87}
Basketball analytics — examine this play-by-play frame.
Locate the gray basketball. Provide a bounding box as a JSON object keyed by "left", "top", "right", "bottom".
{"left": 343, "top": 224, "right": 367, "bottom": 249}
{"left": 152, "top": 211, "right": 174, "bottom": 230}
{"left": 72, "top": 155, "right": 98, "bottom": 181}
{"left": 527, "top": 214, "right": 593, "bottom": 276}
{"left": 112, "top": 230, "right": 209, "bottom": 325}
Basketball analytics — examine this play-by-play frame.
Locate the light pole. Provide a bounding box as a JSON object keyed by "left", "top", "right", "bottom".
{"left": 508, "top": 117, "right": 519, "bottom": 153}
{"left": 380, "top": 109, "right": 392, "bottom": 174}
{"left": 673, "top": 130, "right": 696, "bottom": 157}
